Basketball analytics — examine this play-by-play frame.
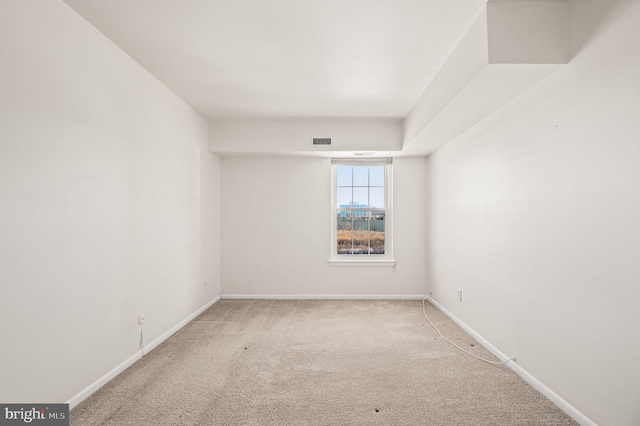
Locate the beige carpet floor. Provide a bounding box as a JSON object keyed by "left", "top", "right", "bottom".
{"left": 71, "top": 299, "right": 577, "bottom": 425}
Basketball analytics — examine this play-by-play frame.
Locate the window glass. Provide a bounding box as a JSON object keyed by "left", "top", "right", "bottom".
{"left": 370, "top": 166, "right": 384, "bottom": 186}
{"left": 334, "top": 163, "right": 389, "bottom": 256}
{"left": 337, "top": 187, "right": 352, "bottom": 206}
{"left": 337, "top": 166, "right": 353, "bottom": 186}
{"left": 353, "top": 187, "right": 368, "bottom": 206}
{"left": 353, "top": 166, "right": 369, "bottom": 187}
{"left": 369, "top": 187, "right": 385, "bottom": 208}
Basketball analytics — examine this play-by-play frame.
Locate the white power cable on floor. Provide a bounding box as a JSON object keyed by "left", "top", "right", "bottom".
{"left": 422, "top": 297, "right": 514, "bottom": 366}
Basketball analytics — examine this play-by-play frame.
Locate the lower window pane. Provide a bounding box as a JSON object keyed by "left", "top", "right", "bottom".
{"left": 351, "top": 231, "right": 370, "bottom": 254}
{"left": 370, "top": 211, "right": 385, "bottom": 254}
{"left": 336, "top": 210, "right": 386, "bottom": 255}
{"left": 351, "top": 214, "right": 369, "bottom": 254}
{"left": 337, "top": 211, "right": 352, "bottom": 254}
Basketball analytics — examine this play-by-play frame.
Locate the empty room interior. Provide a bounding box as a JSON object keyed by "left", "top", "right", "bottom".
{"left": 1, "top": 0, "right": 639, "bottom": 425}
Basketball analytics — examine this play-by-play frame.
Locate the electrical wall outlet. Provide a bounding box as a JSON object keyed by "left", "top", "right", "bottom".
{"left": 456, "top": 289, "right": 463, "bottom": 302}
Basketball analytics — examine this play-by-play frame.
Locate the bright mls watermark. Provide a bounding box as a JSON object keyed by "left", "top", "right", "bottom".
{"left": 0, "top": 404, "right": 68, "bottom": 425}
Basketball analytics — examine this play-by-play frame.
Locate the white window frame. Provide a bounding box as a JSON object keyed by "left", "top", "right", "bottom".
{"left": 328, "top": 158, "right": 395, "bottom": 267}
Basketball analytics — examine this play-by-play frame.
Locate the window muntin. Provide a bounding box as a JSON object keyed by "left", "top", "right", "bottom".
{"left": 332, "top": 160, "right": 392, "bottom": 258}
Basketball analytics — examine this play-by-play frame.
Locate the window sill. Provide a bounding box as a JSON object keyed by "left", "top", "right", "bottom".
{"left": 327, "top": 259, "right": 396, "bottom": 267}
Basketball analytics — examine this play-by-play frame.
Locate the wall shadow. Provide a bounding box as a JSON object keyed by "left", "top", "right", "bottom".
{"left": 568, "top": 0, "right": 632, "bottom": 60}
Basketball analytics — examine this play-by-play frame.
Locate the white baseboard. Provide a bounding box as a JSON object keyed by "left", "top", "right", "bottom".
{"left": 67, "top": 295, "right": 221, "bottom": 410}
{"left": 424, "top": 296, "right": 596, "bottom": 426}
{"left": 221, "top": 293, "right": 428, "bottom": 300}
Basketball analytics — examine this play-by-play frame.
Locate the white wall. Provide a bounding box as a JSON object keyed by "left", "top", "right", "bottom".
{"left": 425, "top": 1, "right": 640, "bottom": 425}
{"left": 221, "top": 157, "right": 428, "bottom": 296}
{"left": 210, "top": 120, "right": 402, "bottom": 156}
{"left": 0, "top": 0, "right": 221, "bottom": 405}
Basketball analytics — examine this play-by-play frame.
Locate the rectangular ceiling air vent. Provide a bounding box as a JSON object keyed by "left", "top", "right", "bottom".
{"left": 312, "top": 137, "right": 332, "bottom": 146}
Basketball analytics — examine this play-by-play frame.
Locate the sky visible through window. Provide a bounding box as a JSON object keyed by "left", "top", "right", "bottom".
{"left": 336, "top": 165, "right": 385, "bottom": 208}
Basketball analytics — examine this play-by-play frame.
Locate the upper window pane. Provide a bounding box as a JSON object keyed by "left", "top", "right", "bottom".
{"left": 370, "top": 166, "right": 384, "bottom": 187}
{"left": 369, "top": 187, "right": 385, "bottom": 208}
{"left": 353, "top": 187, "right": 369, "bottom": 206}
{"left": 353, "top": 166, "right": 369, "bottom": 186}
{"left": 337, "top": 187, "right": 352, "bottom": 206}
{"left": 337, "top": 166, "right": 353, "bottom": 186}
{"left": 335, "top": 164, "right": 386, "bottom": 208}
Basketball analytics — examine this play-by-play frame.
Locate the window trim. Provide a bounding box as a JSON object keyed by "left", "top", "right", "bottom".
{"left": 329, "top": 158, "right": 395, "bottom": 267}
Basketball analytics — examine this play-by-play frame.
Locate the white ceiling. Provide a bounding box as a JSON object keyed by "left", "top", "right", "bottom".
{"left": 62, "top": 0, "right": 488, "bottom": 121}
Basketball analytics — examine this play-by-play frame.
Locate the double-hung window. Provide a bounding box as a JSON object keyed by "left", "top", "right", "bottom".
{"left": 329, "top": 158, "right": 394, "bottom": 266}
